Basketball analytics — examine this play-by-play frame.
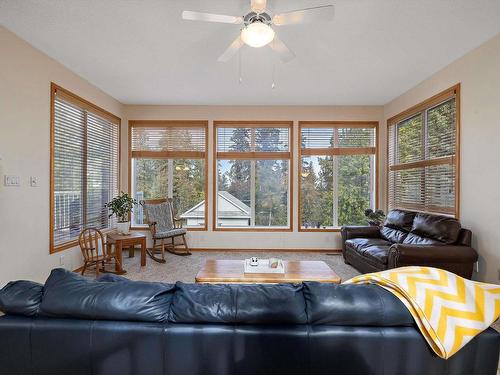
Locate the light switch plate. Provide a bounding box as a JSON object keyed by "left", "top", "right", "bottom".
{"left": 30, "top": 176, "right": 39, "bottom": 187}
{"left": 4, "top": 175, "right": 20, "bottom": 186}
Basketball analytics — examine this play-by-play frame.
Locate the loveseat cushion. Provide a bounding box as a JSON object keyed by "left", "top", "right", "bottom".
{"left": 402, "top": 233, "right": 444, "bottom": 245}
{"left": 170, "top": 282, "right": 307, "bottom": 324}
{"left": 383, "top": 209, "right": 416, "bottom": 232}
{"left": 380, "top": 226, "right": 408, "bottom": 243}
{"left": 363, "top": 245, "right": 391, "bottom": 264}
{"left": 345, "top": 238, "right": 392, "bottom": 254}
{"left": 40, "top": 269, "right": 174, "bottom": 322}
{"left": 410, "top": 212, "right": 461, "bottom": 244}
{"left": 0, "top": 280, "right": 43, "bottom": 316}
{"left": 303, "top": 282, "right": 413, "bottom": 326}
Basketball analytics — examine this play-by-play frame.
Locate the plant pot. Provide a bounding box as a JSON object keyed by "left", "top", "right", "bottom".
{"left": 116, "top": 221, "right": 131, "bottom": 235}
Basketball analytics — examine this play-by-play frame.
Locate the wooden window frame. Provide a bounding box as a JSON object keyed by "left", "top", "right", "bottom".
{"left": 213, "top": 120, "right": 294, "bottom": 232}
{"left": 386, "top": 84, "right": 460, "bottom": 218}
{"left": 49, "top": 83, "right": 121, "bottom": 253}
{"left": 298, "top": 121, "right": 379, "bottom": 232}
{"left": 128, "top": 120, "right": 209, "bottom": 231}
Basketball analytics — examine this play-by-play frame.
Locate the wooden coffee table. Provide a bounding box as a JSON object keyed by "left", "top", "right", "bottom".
{"left": 195, "top": 260, "right": 341, "bottom": 284}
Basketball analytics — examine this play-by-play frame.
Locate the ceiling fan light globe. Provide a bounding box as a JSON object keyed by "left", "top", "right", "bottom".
{"left": 241, "top": 22, "right": 275, "bottom": 48}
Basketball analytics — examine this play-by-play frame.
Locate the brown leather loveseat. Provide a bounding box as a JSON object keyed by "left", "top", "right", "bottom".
{"left": 341, "top": 209, "right": 478, "bottom": 279}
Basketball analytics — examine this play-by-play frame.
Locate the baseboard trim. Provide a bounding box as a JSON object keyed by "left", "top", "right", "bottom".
{"left": 189, "top": 248, "right": 342, "bottom": 253}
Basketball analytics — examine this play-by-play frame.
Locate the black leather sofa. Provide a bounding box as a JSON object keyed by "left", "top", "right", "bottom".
{"left": 0, "top": 269, "right": 498, "bottom": 375}
{"left": 341, "top": 209, "right": 478, "bottom": 279}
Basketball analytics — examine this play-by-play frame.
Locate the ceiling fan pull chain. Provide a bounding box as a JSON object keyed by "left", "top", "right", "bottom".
{"left": 271, "top": 59, "right": 276, "bottom": 89}
{"left": 238, "top": 48, "right": 243, "bottom": 84}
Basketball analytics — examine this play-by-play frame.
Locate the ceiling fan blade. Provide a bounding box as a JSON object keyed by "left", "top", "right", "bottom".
{"left": 269, "top": 35, "right": 295, "bottom": 63}
{"left": 182, "top": 10, "right": 243, "bottom": 24}
{"left": 272, "top": 5, "right": 334, "bottom": 26}
{"left": 218, "top": 36, "right": 245, "bottom": 62}
{"left": 250, "top": 0, "right": 267, "bottom": 13}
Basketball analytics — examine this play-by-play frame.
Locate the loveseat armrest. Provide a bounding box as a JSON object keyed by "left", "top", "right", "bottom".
{"left": 388, "top": 244, "right": 478, "bottom": 278}
{"left": 341, "top": 226, "right": 381, "bottom": 241}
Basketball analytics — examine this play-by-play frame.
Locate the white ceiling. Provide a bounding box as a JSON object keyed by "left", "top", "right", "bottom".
{"left": 1, "top": 0, "right": 500, "bottom": 105}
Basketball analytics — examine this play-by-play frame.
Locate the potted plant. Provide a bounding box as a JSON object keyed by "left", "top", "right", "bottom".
{"left": 105, "top": 192, "right": 137, "bottom": 235}
{"left": 364, "top": 208, "right": 386, "bottom": 227}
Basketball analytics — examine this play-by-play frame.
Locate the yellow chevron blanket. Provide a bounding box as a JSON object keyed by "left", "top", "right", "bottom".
{"left": 345, "top": 266, "right": 500, "bottom": 359}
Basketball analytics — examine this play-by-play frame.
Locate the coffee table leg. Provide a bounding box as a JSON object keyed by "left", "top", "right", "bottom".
{"left": 141, "top": 238, "right": 146, "bottom": 267}
{"left": 129, "top": 245, "right": 135, "bottom": 258}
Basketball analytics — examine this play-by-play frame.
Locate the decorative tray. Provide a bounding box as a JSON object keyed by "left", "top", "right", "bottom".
{"left": 244, "top": 259, "right": 285, "bottom": 274}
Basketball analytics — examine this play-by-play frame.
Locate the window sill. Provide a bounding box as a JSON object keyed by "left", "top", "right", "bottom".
{"left": 213, "top": 227, "right": 292, "bottom": 232}
{"left": 298, "top": 228, "right": 341, "bottom": 232}
{"left": 130, "top": 226, "right": 207, "bottom": 231}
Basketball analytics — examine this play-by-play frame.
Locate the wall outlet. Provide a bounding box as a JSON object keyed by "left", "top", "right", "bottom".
{"left": 59, "top": 255, "right": 65, "bottom": 266}
{"left": 30, "top": 176, "right": 39, "bottom": 187}
{"left": 4, "top": 175, "right": 20, "bottom": 186}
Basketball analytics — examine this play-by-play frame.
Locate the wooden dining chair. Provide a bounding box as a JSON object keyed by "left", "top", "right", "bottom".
{"left": 78, "top": 228, "right": 122, "bottom": 277}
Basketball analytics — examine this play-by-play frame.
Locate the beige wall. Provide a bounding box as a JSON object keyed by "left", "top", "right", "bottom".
{"left": 123, "top": 105, "right": 385, "bottom": 251}
{"left": 384, "top": 33, "right": 500, "bottom": 284}
{"left": 0, "top": 27, "right": 123, "bottom": 286}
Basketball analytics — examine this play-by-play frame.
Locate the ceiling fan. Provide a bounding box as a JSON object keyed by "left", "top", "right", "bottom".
{"left": 182, "top": 0, "right": 334, "bottom": 63}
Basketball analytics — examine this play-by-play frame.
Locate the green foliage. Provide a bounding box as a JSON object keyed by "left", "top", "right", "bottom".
{"left": 300, "top": 128, "right": 375, "bottom": 228}
{"left": 105, "top": 192, "right": 137, "bottom": 222}
{"left": 172, "top": 159, "right": 205, "bottom": 218}
{"left": 220, "top": 128, "right": 289, "bottom": 226}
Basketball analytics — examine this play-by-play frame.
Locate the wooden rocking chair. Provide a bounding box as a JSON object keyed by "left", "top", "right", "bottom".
{"left": 141, "top": 198, "right": 191, "bottom": 263}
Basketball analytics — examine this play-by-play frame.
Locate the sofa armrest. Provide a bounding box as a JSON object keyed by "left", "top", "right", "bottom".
{"left": 388, "top": 244, "right": 478, "bottom": 267}
{"left": 341, "top": 226, "right": 381, "bottom": 241}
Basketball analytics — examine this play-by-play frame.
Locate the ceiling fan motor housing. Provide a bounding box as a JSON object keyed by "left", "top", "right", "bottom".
{"left": 243, "top": 12, "right": 272, "bottom": 27}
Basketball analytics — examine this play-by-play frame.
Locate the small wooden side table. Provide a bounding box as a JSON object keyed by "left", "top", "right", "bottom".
{"left": 106, "top": 232, "right": 147, "bottom": 274}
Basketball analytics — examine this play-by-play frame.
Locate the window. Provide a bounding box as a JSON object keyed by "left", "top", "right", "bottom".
{"left": 214, "top": 121, "right": 292, "bottom": 230}
{"left": 50, "top": 83, "right": 120, "bottom": 252}
{"left": 387, "top": 85, "right": 459, "bottom": 217}
{"left": 129, "top": 121, "right": 208, "bottom": 229}
{"left": 299, "top": 122, "right": 378, "bottom": 231}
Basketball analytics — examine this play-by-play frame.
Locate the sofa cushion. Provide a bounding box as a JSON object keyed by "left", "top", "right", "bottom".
{"left": 40, "top": 268, "right": 174, "bottom": 322}
{"left": 363, "top": 245, "right": 391, "bottom": 265}
{"left": 170, "top": 282, "right": 307, "bottom": 324}
{"left": 403, "top": 233, "right": 444, "bottom": 245}
{"left": 410, "top": 212, "right": 461, "bottom": 244}
{"left": 345, "top": 238, "right": 392, "bottom": 254}
{"left": 303, "top": 282, "right": 413, "bottom": 326}
{"left": 0, "top": 280, "right": 43, "bottom": 316}
{"left": 380, "top": 226, "right": 408, "bottom": 244}
{"left": 383, "top": 209, "right": 416, "bottom": 232}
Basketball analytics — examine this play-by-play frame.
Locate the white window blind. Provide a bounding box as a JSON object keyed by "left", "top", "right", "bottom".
{"left": 131, "top": 126, "right": 206, "bottom": 152}
{"left": 52, "top": 87, "right": 119, "bottom": 250}
{"left": 388, "top": 88, "right": 458, "bottom": 217}
{"left": 217, "top": 127, "right": 290, "bottom": 153}
{"left": 301, "top": 127, "right": 376, "bottom": 149}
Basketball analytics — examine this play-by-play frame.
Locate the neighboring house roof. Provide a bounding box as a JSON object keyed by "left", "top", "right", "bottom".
{"left": 180, "top": 191, "right": 250, "bottom": 219}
